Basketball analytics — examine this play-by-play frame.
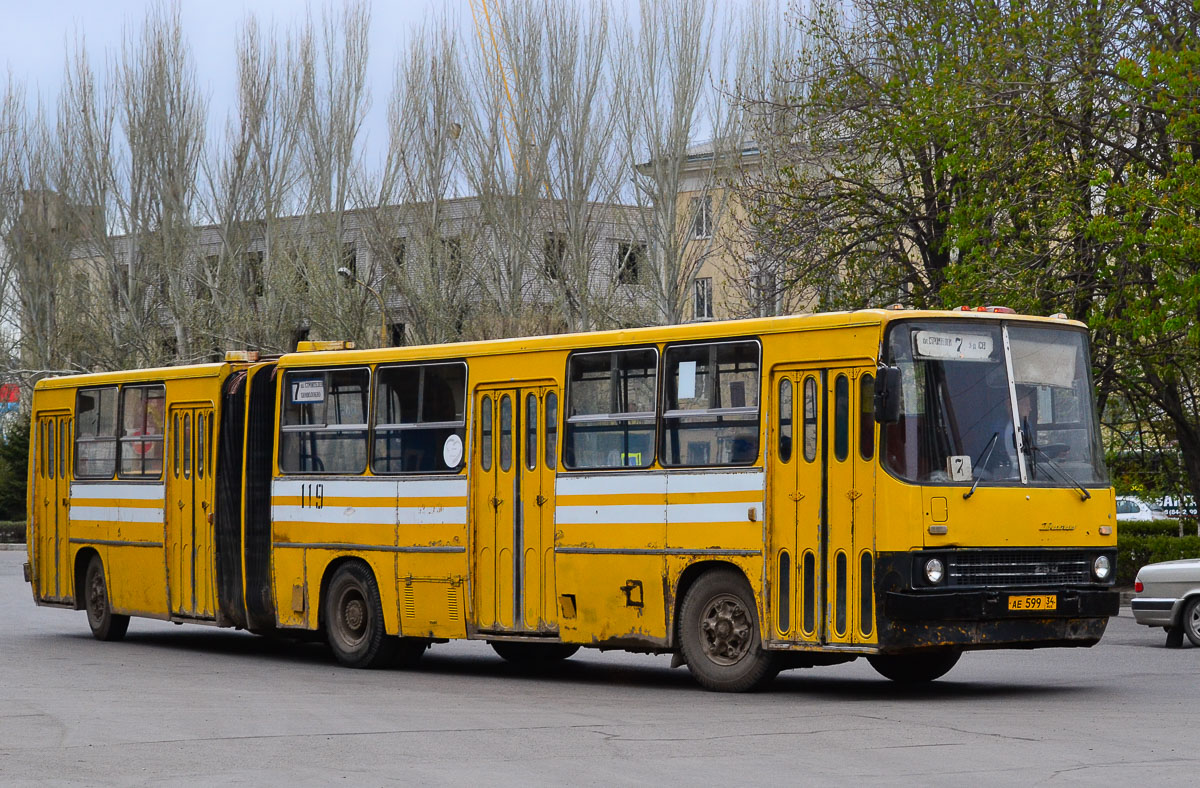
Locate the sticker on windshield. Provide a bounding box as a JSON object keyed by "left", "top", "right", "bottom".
{"left": 914, "top": 331, "right": 994, "bottom": 361}
{"left": 291, "top": 378, "right": 325, "bottom": 403}
{"left": 946, "top": 455, "right": 972, "bottom": 482}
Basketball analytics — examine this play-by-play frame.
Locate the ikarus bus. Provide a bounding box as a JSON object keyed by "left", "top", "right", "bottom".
{"left": 25, "top": 308, "right": 1120, "bottom": 691}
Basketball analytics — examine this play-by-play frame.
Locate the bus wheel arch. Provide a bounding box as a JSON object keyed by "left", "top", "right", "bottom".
{"left": 675, "top": 564, "right": 778, "bottom": 692}
{"left": 319, "top": 558, "right": 396, "bottom": 669}
{"left": 73, "top": 547, "right": 100, "bottom": 611}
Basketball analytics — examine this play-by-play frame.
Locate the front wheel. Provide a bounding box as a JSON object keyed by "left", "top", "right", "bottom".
{"left": 678, "top": 569, "right": 777, "bottom": 692}
{"left": 324, "top": 563, "right": 395, "bottom": 668}
{"left": 867, "top": 649, "right": 961, "bottom": 683}
{"left": 1182, "top": 597, "right": 1200, "bottom": 647}
{"left": 84, "top": 555, "right": 129, "bottom": 642}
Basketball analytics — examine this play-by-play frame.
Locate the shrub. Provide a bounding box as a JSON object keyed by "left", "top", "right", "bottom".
{"left": 1119, "top": 520, "right": 1184, "bottom": 538}
{"left": 1117, "top": 534, "right": 1200, "bottom": 585}
{"left": 0, "top": 521, "right": 25, "bottom": 544}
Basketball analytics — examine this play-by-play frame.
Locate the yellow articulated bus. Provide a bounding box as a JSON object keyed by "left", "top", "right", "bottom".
{"left": 25, "top": 309, "right": 1120, "bottom": 691}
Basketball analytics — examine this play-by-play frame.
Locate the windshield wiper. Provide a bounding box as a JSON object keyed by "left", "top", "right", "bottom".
{"left": 963, "top": 432, "right": 999, "bottom": 500}
{"left": 1028, "top": 443, "right": 1091, "bottom": 501}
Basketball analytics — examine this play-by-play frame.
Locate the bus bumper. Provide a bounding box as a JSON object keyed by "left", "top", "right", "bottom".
{"left": 877, "top": 589, "right": 1120, "bottom": 651}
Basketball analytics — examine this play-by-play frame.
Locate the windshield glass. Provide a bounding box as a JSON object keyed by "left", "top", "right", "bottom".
{"left": 881, "top": 320, "right": 1108, "bottom": 487}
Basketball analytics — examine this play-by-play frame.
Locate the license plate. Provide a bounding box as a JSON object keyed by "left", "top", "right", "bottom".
{"left": 1008, "top": 594, "right": 1057, "bottom": 611}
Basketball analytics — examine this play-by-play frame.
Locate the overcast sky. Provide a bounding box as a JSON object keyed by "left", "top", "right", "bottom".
{"left": 0, "top": 0, "right": 478, "bottom": 164}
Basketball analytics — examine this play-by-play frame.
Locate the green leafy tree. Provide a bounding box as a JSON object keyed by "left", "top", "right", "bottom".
{"left": 0, "top": 418, "right": 29, "bottom": 521}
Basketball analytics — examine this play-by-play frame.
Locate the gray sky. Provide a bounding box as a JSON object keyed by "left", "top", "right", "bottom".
{"left": 0, "top": 0, "right": 468, "bottom": 163}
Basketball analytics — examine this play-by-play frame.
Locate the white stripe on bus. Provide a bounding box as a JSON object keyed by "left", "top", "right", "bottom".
{"left": 271, "top": 477, "right": 467, "bottom": 499}
{"left": 69, "top": 506, "right": 166, "bottom": 523}
{"left": 556, "top": 474, "right": 667, "bottom": 497}
{"left": 271, "top": 505, "right": 468, "bottom": 526}
{"left": 555, "top": 501, "right": 763, "bottom": 525}
{"left": 70, "top": 483, "right": 165, "bottom": 501}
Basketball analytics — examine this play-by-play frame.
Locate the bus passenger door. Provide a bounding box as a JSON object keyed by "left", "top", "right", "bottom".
{"left": 34, "top": 412, "right": 72, "bottom": 602}
{"left": 824, "top": 368, "right": 875, "bottom": 646}
{"left": 471, "top": 383, "right": 559, "bottom": 633}
{"left": 167, "top": 403, "right": 216, "bottom": 618}
{"left": 768, "top": 371, "right": 824, "bottom": 644}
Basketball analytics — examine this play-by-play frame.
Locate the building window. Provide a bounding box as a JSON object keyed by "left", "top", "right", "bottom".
{"left": 389, "top": 322, "right": 406, "bottom": 347}
{"left": 245, "top": 250, "right": 265, "bottom": 297}
{"left": 617, "top": 241, "right": 645, "bottom": 285}
{"left": 755, "top": 270, "right": 779, "bottom": 317}
{"left": 341, "top": 242, "right": 357, "bottom": 275}
{"left": 691, "top": 195, "right": 713, "bottom": 239}
{"left": 391, "top": 237, "right": 406, "bottom": 270}
{"left": 544, "top": 232, "right": 566, "bottom": 280}
{"left": 694, "top": 277, "right": 714, "bottom": 320}
{"left": 440, "top": 236, "right": 462, "bottom": 282}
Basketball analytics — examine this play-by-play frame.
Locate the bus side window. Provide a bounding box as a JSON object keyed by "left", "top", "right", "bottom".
{"left": 118, "top": 384, "right": 166, "bottom": 478}
{"left": 661, "top": 340, "right": 760, "bottom": 467}
{"left": 480, "top": 396, "right": 493, "bottom": 471}
{"left": 859, "top": 373, "right": 875, "bottom": 460}
{"left": 544, "top": 392, "right": 557, "bottom": 470}
{"left": 373, "top": 362, "right": 467, "bottom": 474}
{"left": 525, "top": 393, "right": 537, "bottom": 471}
{"left": 803, "top": 377, "right": 818, "bottom": 462}
{"left": 279, "top": 368, "right": 370, "bottom": 474}
{"left": 778, "top": 378, "right": 792, "bottom": 463}
{"left": 75, "top": 386, "right": 119, "bottom": 478}
{"left": 564, "top": 347, "right": 657, "bottom": 469}
{"left": 834, "top": 375, "right": 849, "bottom": 462}
{"left": 47, "top": 420, "right": 55, "bottom": 479}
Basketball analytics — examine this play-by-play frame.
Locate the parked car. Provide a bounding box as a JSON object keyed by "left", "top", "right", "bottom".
{"left": 1131, "top": 558, "right": 1200, "bottom": 648}
{"left": 1115, "top": 496, "right": 1169, "bottom": 522}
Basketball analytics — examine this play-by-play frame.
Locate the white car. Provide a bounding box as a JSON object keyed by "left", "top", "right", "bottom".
{"left": 1131, "top": 558, "right": 1200, "bottom": 648}
{"left": 1115, "top": 496, "right": 1169, "bottom": 522}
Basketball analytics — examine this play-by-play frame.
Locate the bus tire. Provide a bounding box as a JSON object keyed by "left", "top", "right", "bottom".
{"left": 679, "top": 568, "right": 778, "bottom": 692}
{"left": 324, "top": 563, "right": 396, "bottom": 669}
{"left": 84, "top": 555, "right": 129, "bottom": 642}
{"left": 1182, "top": 597, "right": 1200, "bottom": 648}
{"left": 489, "top": 641, "right": 580, "bottom": 666}
{"left": 867, "top": 648, "right": 961, "bottom": 683}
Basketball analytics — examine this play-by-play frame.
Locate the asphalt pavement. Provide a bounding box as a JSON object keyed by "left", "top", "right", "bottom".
{"left": 0, "top": 550, "right": 1195, "bottom": 786}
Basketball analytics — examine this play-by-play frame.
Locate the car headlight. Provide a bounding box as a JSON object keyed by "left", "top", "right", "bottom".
{"left": 924, "top": 558, "right": 945, "bottom": 585}
{"left": 1093, "top": 555, "right": 1112, "bottom": 581}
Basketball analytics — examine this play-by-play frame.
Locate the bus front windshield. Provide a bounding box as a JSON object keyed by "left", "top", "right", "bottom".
{"left": 881, "top": 321, "right": 1108, "bottom": 487}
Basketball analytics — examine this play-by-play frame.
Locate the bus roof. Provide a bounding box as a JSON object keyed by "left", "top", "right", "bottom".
{"left": 33, "top": 362, "right": 234, "bottom": 390}
{"left": 277, "top": 308, "right": 1087, "bottom": 369}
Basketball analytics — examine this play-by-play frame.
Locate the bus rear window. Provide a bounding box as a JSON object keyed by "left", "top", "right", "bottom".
{"left": 279, "top": 369, "right": 369, "bottom": 474}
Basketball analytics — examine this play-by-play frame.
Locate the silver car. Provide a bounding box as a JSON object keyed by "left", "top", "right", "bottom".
{"left": 1131, "top": 558, "right": 1200, "bottom": 648}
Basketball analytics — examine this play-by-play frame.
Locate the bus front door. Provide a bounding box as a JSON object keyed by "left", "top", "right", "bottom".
{"left": 769, "top": 367, "right": 875, "bottom": 647}
{"left": 33, "top": 412, "right": 72, "bottom": 603}
{"left": 166, "top": 404, "right": 216, "bottom": 619}
{"left": 471, "top": 384, "right": 559, "bottom": 634}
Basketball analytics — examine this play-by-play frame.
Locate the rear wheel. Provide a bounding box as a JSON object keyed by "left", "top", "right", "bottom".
{"left": 1182, "top": 597, "right": 1200, "bottom": 647}
{"left": 84, "top": 555, "right": 129, "bottom": 642}
{"left": 490, "top": 641, "right": 579, "bottom": 666}
{"left": 324, "top": 563, "right": 395, "bottom": 668}
{"left": 679, "top": 569, "right": 778, "bottom": 692}
{"left": 868, "top": 649, "right": 961, "bottom": 683}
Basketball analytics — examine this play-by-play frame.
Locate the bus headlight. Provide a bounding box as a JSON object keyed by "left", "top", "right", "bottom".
{"left": 924, "top": 558, "right": 945, "bottom": 585}
{"left": 1092, "top": 555, "right": 1112, "bottom": 581}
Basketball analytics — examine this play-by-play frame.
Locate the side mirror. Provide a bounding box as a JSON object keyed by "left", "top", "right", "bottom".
{"left": 874, "top": 365, "right": 902, "bottom": 424}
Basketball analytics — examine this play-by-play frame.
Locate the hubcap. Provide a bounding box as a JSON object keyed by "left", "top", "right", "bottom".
{"left": 699, "top": 593, "right": 752, "bottom": 666}
{"left": 1190, "top": 605, "right": 1200, "bottom": 636}
{"left": 335, "top": 586, "right": 368, "bottom": 647}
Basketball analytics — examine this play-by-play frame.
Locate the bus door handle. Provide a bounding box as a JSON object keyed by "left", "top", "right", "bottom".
{"left": 490, "top": 496, "right": 503, "bottom": 509}
{"left": 536, "top": 494, "right": 546, "bottom": 506}
{"left": 201, "top": 501, "right": 208, "bottom": 511}
{"left": 177, "top": 500, "right": 185, "bottom": 510}
{"left": 789, "top": 492, "right": 805, "bottom": 502}
{"left": 61, "top": 497, "right": 70, "bottom": 507}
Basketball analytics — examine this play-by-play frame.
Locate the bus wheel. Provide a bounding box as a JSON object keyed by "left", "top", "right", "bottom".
{"left": 84, "top": 555, "right": 129, "bottom": 642}
{"left": 679, "top": 569, "right": 777, "bottom": 692}
{"left": 324, "top": 563, "right": 395, "bottom": 669}
{"left": 867, "top": 648, "right": 961, "bottom": 683}
{"left": 489, "top": 641, "right": 580, "bottom": 666}
{"left": 1183, "top": 597, "right": 1200, "bottom": 647}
